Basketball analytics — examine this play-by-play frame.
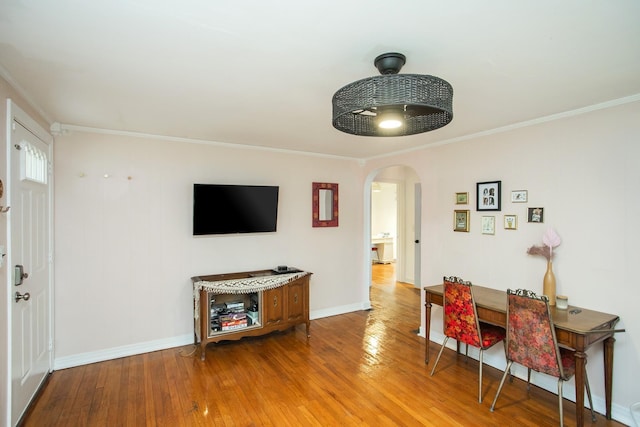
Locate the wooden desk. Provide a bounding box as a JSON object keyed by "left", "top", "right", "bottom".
{"left": 424, "top": 284, "right": 620, "bottom": 426}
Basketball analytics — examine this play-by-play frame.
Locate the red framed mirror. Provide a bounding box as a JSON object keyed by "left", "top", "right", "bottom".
{"left": 312, "top": 182, "right": 338, "bottom": 227}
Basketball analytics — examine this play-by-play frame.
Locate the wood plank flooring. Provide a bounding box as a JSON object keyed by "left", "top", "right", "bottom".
{"left": 22, "top": 264, "right": 625, "bottom": 426}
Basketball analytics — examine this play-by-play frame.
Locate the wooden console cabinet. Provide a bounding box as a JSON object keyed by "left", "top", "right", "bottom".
{"left": 192, "top": 268, "right": 311, "bottom": 361}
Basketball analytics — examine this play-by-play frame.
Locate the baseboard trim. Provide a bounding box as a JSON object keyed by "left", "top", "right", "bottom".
{"left": 53, "top": 334, "right": 194, "bottom": 370}
{"left": 53, "top": 303, "right": 370, "bottom": 370}
{"left": 53, "top": 304, "right": 368, "bottom": 370}
{"left": 310, "top": 302, "right": 367, "bottom": 320}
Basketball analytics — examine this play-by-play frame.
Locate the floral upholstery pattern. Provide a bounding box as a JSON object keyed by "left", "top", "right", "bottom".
{"left": 443, "top": 278, "right": 505, "bottom": 349}
{"left": 491, "top": 289, "right": 596, "bottom": 423}
{"left": 434, "top": 277, "right": 506, "bottom": 403}
{"left": 506, "top": 290, "right": 573, "bottom": 380}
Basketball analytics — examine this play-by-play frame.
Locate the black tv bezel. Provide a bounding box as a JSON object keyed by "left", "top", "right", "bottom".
{"left": 193, "top": 183, "right": 279, "bottom": 236}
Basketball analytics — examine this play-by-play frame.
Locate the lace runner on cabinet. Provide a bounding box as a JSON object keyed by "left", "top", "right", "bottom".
{"left": 194, "top": 271, "right": 309, "bottom": 294}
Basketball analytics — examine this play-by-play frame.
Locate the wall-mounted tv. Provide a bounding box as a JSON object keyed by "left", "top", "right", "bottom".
{"left": 193, "top": 184, "right": 279, "bottom": 235}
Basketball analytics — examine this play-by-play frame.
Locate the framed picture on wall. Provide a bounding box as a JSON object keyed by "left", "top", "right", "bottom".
{"left": 455, "top": 192, "right": 468, "bottom": 205}
{"left": 511, "top": 190, "right": 528, "bottom": 203}
{"left": 528, "top": 207, "right": 544, "bottom": 223}
{"left": 476, "top": 181, "right": 501, "bottom": 211}
{"left": 454, "top": 210, "right": 469, "bottom": 232}
{"left": 481, "top": 216, "right": 495, "bottom": 235}
{"left": 504, "top": 214, "right": 517, "bottom": 230}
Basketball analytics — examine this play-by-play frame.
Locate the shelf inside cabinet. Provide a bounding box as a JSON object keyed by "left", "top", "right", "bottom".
{"left": 208, "top": 292, "right": 262, "bottom": 337}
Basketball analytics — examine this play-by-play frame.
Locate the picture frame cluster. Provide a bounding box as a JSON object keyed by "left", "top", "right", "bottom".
{"left": 452, "top": 181, "right": 545, "bottom": 233}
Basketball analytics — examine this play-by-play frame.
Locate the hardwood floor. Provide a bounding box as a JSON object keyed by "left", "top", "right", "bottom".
{"left": 22, "top": 264, "right": 624, "bottom": 426}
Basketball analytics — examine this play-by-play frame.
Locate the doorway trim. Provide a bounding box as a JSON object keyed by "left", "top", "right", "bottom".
{"left": 5, "top": 99, "right": 54, "bottom": 426}
{"left": 362, "top": 173, "right": 374, "bottom": 309}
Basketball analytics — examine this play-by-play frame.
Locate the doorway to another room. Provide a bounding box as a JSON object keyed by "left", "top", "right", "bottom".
{"left": 367, "top": 166, "right": 422, "bottom": 333}
{"left": 371, "top": 181, "right": 397, "bottom": 266}
{"left": 368, "top": 165, "right": 421, "bottom": 289}
{"left": 370, "top": 182, "right": 402, "bottom": 302}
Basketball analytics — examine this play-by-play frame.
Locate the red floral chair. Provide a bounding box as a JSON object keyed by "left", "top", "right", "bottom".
{"left": 430, "top": 276, "right": 506, "bottom": 403}
{"left": 490, "top": 289, "right": 595, "bottom": 426}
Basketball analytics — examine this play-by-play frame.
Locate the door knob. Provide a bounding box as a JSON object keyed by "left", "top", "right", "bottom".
{"left": 15, "top": 292, "right": 30, "bottom": 302}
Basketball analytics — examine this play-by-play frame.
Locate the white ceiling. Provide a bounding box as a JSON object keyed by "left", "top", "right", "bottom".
{"left": 1, "top": 1, "right": 639, "bottom": 159}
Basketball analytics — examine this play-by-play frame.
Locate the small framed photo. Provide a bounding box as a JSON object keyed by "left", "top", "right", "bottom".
{"left": 511, "top": 190, "right": 528, "bottom": 203}
{"left": 476, "top": 181, "right": 501, "bottom": 211}
{"left": 454, "top": 210, "right": 469, "bottom": 232}
{"left": 455, "top": 192, "right": 468, "bottom": 205}
{"left": 504, "top": 215, "right": 518, "bottom": 230}
{"left": 481, "top": 216, "right": 495, "bottom": 235}
{"left": 528, "top": 207, "right": 544, "bottom": 223}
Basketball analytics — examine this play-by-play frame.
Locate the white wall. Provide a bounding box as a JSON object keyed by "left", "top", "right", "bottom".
{"left": 53, "top": 131, "right": 367, "bottom": 365}
{"left": 363, "top": 100, "right": 640, "bottom": 424}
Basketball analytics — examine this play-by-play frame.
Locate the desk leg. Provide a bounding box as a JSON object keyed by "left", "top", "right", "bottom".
{"left": 200, "top": 341, "right": 207, "bottom": 361}
{"left": 574, "top": 351, "right": 587, "bottom": 427}
{"left": 604, "top": 336, "right": 615, "bottom": 419}
{"left": 425, "top": 298, "right": 432, "bottom": 364}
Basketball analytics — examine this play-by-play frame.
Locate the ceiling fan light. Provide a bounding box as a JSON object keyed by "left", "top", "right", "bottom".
{"left": 376, "top": 108, "right": 404, "bottom": 129}
{"left": 332, "top": 52, "right": 453, "bottom": 137}
{"left": 378, "top": 118, "right": 402, "bottom": 129}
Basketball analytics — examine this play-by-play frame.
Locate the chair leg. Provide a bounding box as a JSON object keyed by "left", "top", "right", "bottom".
{"left": 584, "top": 371, "right": 596, "bottom": 422}
{"left": 430, "top": 337, "right": 449, "bottom": 376}
{"left": 558, "top": 379, "right": 564, "bottom": 427}
{"left": 490, "top": 360, "right": 513, "bottom": 412}
{"left": 478, "top": 349, "right": 483, "bottom": 403}
{"left": 527, "top": 368, "right": 531, "bottom": 390}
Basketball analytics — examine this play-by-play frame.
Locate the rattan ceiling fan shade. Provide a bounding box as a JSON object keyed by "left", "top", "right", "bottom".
{"left": 332, "top": 53, "right": 454, "bottom": 137}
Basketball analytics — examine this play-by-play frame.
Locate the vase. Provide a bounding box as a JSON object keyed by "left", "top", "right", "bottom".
{"left": 543, "top": 260, "right": 556, "bottom": 306}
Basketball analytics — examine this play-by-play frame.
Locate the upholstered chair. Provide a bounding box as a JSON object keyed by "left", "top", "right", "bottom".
{"left": 430, "top": 276, "right": 506, "bottom": 403}
{"left": 490, "top": 289, "right": 595, "bottom": 426}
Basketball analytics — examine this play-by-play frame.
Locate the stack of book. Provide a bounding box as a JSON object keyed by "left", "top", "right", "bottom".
{"left": 219, "top": 312, "right": 248, "bottom": 331}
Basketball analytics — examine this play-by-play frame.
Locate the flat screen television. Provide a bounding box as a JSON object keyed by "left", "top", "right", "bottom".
{"left": 193, "top": 184, "right": 279, "bottom": 235}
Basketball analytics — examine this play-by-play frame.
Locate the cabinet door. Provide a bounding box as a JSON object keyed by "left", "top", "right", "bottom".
{"left": 264, "top": 286, "right": 285, "bottom": 325}
{"left": 287, "top": 281, "right": 305, "bottom": 322}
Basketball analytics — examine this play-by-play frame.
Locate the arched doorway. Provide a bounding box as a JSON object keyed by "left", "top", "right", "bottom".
{"left": 362, "top": 165, "right": 421, "bottom": 307}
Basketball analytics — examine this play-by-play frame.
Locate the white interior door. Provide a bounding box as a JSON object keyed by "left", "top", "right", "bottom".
{"left": 9, "top": 105, "right": 52, "bottom": 426}
{"left": 413, "top": 183, "right": 421, "bottom": 289}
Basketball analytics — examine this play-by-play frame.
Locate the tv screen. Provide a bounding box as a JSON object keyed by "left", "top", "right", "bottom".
{"left": 193, "top": 184, "right": 279, "bottom": 235}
